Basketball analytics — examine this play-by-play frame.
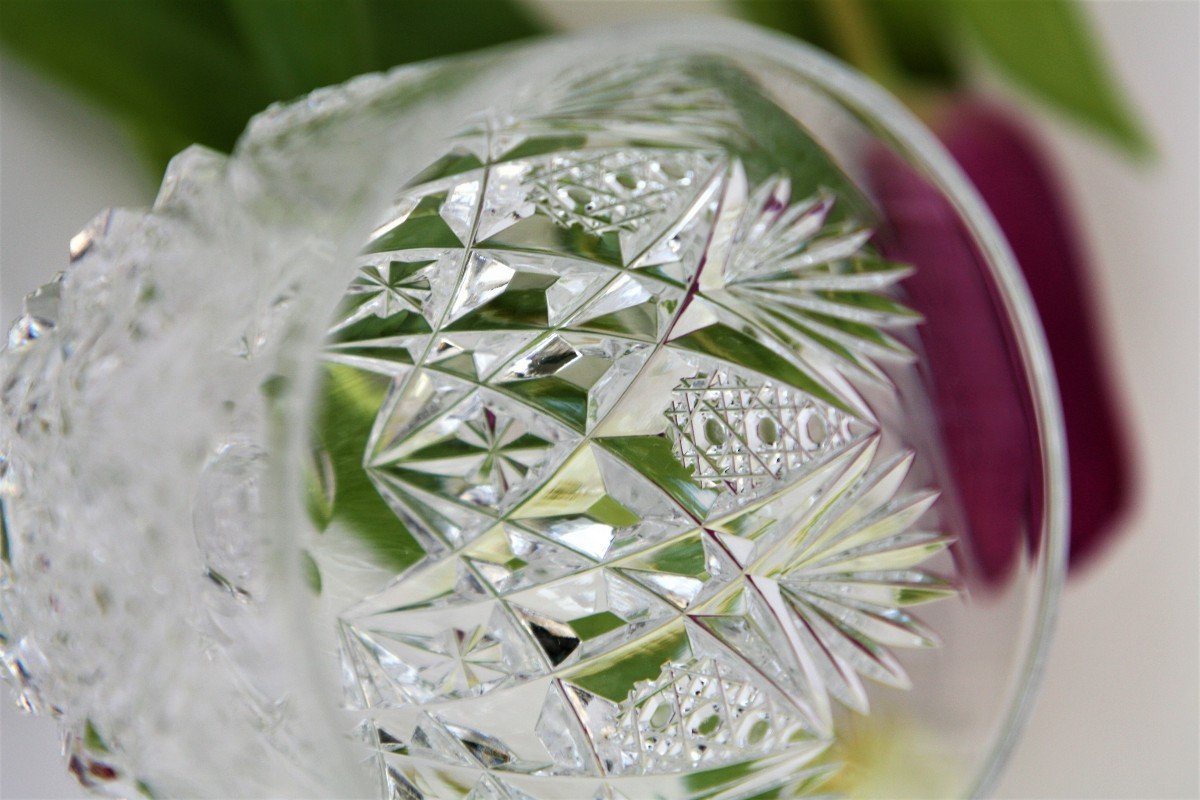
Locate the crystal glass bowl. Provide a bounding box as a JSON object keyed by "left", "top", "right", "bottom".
{"left": 0, "top": 20, "right": 1066, "bottom": 799}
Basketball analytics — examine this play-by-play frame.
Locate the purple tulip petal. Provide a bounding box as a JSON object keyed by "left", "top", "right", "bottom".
{"left": 869, "top": 147, "right": 1042, "bottom": 586}
{"left": 937, "top": 102, "right": 1132, "bottom": 572}
{"left": 868, "top": 100, "right": 1132, "bottom": 582}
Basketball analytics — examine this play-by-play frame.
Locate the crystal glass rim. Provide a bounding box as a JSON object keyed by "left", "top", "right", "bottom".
{"left": 266, "top": 19, "right": 1068, "bottom": 797}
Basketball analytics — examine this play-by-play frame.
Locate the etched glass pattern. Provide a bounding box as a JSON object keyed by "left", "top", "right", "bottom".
{"left": 0, "top": 26, "right": 1061, "bottom": 797}
{"left": 317, "top": 56, "right": 955, "bottom": 800}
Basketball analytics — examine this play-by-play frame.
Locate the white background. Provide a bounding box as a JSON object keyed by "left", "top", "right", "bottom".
{"left": 1, "top": 2, "right": 1196, "bottom": 797}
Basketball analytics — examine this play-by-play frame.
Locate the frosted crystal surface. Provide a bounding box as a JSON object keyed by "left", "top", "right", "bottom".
{"left": 0, "top": 33, "right": 960, "bottom": 800}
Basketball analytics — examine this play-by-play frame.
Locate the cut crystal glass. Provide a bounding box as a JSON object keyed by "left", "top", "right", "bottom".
{"left": 0, "top": 21, "right": 1066, "bottom": 800}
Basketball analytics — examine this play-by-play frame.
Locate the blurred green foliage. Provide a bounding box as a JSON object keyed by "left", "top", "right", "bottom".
{"left": 952, "top": 0, "right": 1150, "bottom": 155}
{"left": 0, "top": 0, "right": 547, "bottom": 175}
{"left": 738, "top": 0, "right": 1149, "bottom": 156}
{"left": 0, "top": 0, "right": 1147, "bottom": 174}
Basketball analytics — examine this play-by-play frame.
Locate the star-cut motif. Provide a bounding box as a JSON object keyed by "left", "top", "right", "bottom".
{"left": 411, "top": 625, "right": 508, "bottom": 698}
{"left": 376, "top": 396, "right": 558, "bottom": 513}
{"left": 347, "top": 259, "right": 433, "bottom": 318}
{"left": 705, "top": 174, "right": 919, "bottom": 383}
{"left": 698, "top": 439, "right": 955, "bottom": 723}
{"left": 454, "top": 408, "right": 550, "bottom": 506}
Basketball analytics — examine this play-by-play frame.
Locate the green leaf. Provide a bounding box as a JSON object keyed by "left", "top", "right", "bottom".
{"left": 866, "top": 0, "right": 962, "bottom": 87}
{"left": 598, "top": 436, "right": 717, "bottom": 520}
{"left": 314, "top": 364, "right": 422, "bottom": 572}
{"left": 302, "top": 550, "right": 323, "bottom": 595}
{"left": 225, "top": 0, "right": 549, "bottom": 100}
{"left": 83, "top": 720, "right": 111, "bottom": 754}
{"left": 733, "top": 0, "right": 841, "bottom": 56}
{"left": 346, "top": 0, "right": 548, "bottom": 70}
{"left": 0, "top": 0, "right": 272, "bottom": 176}
{"left": 0, "top": 0, "right": 549, "bottom": 176}
{"left": 951, "top": 0, "right": 1150, "bottom": 156}
{"left": 670, "top": 324, "right": 853, "bottom": 413}
{"left": 734, "top": 0, "right": 963, "bottom": 92}
{"left": 304, "top": 448, "right": 336, "bottom": 533}
{"left": 225, "top": 0, "right": 377, "bottom": 99}
{"left": 690, "top": 58, "right": 876, "bottom": 221}
{"left": 500, "top": 377, "right": 588, "bottom": 432}
{"left": 564, "top": 622, "right": 689, "bottom": 702}
{"left": 567, "top": 610, "right": 626, "bottom": 640}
